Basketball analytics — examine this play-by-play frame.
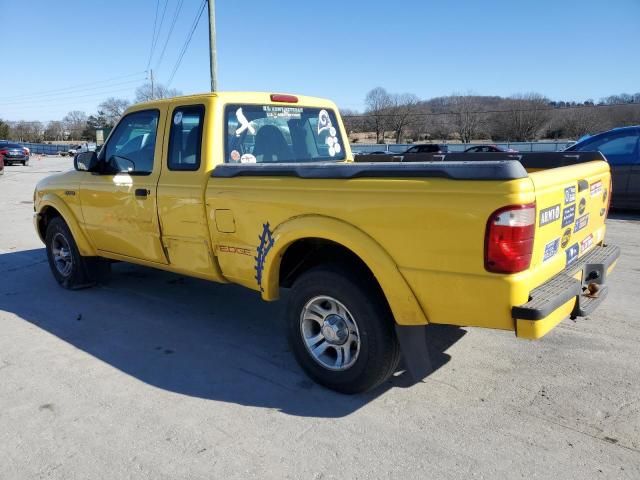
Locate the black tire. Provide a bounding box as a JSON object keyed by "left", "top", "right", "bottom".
{"left": 287, "top": 264, "right": 400, "bottom": 394}
{"left": 45, "top": 217, "right": 109, "bottom": 289}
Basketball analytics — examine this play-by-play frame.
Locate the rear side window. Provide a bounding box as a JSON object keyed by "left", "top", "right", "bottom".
{"left": 225, "top": 104, "right": 345, "bottom": 164}
{"left": 168, "top": 105, "right": 204, "bottom": 171}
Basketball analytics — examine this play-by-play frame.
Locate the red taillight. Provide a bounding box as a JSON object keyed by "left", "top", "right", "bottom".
{"left": 0, "top": 149, "right": 8, "bottom": 156}
{"left": 485, "top": 203, "right": 536, "bottom": 274}
{"left": 270, "top": 94, "right": 298, "bottom": 103}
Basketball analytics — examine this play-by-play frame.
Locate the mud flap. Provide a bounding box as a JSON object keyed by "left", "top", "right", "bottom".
{"left": 395, "top": 325, "right": 433, "bottom": 381}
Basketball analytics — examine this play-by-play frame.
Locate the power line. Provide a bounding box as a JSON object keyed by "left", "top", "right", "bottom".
{"left": 146, "top": 0, "right": 160, "bottom": 71}
{"left": 0, "top": 79, "right": 145, "bottom": 106}
{"left": 154, "top": 0, "right": 184, "bottom": 71}
{"left": 166, "top": 0, "right": 206, "bottom": 87}
{"left": 0, "top": 87, "right": 137, "bottom": 110}
{"left": 150, "top": 0, "right": 170, "bottom": 67}
{"left": 341, "top": 101, "right": 640, "bottom": 119}
{"left": 0, "top": 71, "right": 146, "bottom": 101}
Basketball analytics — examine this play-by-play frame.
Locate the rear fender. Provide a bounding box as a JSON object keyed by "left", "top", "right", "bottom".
{"left": 38, "top": 193, "right": 96, "bottom": 256}
{"left": 261, "top": 215, "right": 429, "bottom": 326}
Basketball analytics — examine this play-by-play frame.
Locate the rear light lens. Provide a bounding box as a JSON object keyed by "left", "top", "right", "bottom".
{"left": 485, "top": 203, "right": 536, "bottom": 274}
{"left": 270, "top": 94, "right": 298, "bottom": 103}
{"left": 0, "top": 149, "right": 7, "bottom": 155}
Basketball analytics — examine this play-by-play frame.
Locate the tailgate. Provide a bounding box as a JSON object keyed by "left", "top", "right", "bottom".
{"left": 529, "top": 160, "right": 611, "bottom": 279}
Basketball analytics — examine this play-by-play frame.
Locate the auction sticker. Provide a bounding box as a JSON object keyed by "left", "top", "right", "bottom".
{"left": 590, "top": 180, "right": 603, "bottom": 197}
{"left": 539, "top": 204, "right": 561, "bottom": 226}
{"left": 566, "top": 243, "right": 579, "bottom": 266}
{"left": 580, "top": 234, "right": 594, "bottom": 254}
{"left": 564, "top": 185, "right": 576, "bottom": 204}
{"left": 561, "top": 204, "right": 576, "bottom": 228}
{"left": 543, "top": 238, "right": 560, "bottom": 262}
{"left": 573, "top": 213, "right": 589, "bottom": 233}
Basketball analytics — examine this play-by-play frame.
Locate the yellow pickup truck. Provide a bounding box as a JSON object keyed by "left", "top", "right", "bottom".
{"left": 33, "top": 92, "right": 619, "bottom": 393}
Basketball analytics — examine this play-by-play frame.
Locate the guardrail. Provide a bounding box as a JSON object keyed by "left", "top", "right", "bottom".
{"left": 19, "top": 142, "right": 71, "bottom": 155}
{"left": 350, "top": 142, "right": 574, "bottom": 154}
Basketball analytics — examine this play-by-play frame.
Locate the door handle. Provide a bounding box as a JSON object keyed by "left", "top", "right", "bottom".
{"left": 135, "top": 188, "right": 150, "bottom": 198}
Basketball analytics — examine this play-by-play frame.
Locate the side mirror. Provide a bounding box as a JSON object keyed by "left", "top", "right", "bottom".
{"left": 75, "top": 151, "right": 98, "bottom": 172}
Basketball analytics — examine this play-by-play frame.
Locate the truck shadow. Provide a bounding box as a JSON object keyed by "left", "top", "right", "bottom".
{"left": 0, "top": 248, "right": 466, "bottom": 418}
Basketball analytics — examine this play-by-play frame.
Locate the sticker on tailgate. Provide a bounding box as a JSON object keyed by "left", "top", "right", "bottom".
{"left": 564, "top": 185, "right": 576, "bottom": 204}
{"left": 543, "top": 238, "right": 560, "bottom": 262}
{"left": 539, "top": 204, "right": 561, "bottom": 226}
{"left": 566, "top": 243, "right": 580, "bottom": 266}
{"left": 573, "top": 213, "right": 589, "bottom": 233}
{"left": 578, "top": 197, "right": 587, "bottom": 215}
{"left": 561, "top": 228, "right": 572, "bottom": 248}
{"left": 561, "top": 205, "right": 576, "bottom": 227}
{"left": 580, "top": 234, "right": 594, "bottom": 254}
{"left": 590, "top": 180, "right": 603, "bottom": 197}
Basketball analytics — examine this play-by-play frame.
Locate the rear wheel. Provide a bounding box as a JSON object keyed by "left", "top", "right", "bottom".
{"left": 287, "top": 265, "right": 400, "bottom": 394}
{"left": 45, "top": 217, "right": 108, "bottom": 289}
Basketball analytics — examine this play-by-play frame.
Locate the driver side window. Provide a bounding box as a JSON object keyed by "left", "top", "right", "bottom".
{"left": 103, "top": 110, "right": 159, "bottom": 175}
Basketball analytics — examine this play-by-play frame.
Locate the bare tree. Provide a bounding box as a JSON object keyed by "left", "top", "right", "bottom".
{"left": 44, "top": 121, "right": 65, "bottom": 141}
{"left": 553, "top": 107, "right": 604, "bottom": 139}
{"left": 0, "top": 119, "right": 9, "bottom": 139}
{"left": 364, "top": 87, "right": 393, "bottom": 143}
{"left": 135, "top": 82, "right": 182, "bottom": 103}
{"left": 98, "top": 97, "right": 131, "bottom": 126}
{"left": 493, "top": 93, "right": 551, "bottom": 141}
{"left": 389, "top": 93, "right": 420, "bottom": 143}
{"left": 63, "top": 111, "right": 88, "bottom": 140}
{"left": 447, "top": 95, "right": 483, "bottom": 144}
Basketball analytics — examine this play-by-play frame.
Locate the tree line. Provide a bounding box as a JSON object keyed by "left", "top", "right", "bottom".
{"left": 0, "top": 82, "right": 181, "bottom": 143}
{"left": 343, "top": 88, "right": 640, "bottom": 144}
{"left": 2, "top": 85, "right": 640, "bottom": 145}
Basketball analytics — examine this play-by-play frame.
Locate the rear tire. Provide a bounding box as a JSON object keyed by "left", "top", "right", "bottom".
{"left": 287, "top": 264, "right": 400, "bottom": 394}
{"left": 45, "top": 217, "right": 109, "bottom": 289}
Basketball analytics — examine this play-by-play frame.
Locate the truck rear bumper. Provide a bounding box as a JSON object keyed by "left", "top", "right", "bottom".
{"left": 513, "top": 243, "right": 620, "bottom": 339}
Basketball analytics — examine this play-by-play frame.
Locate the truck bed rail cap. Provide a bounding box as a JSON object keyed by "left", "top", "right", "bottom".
{"left": 211, "top": 160, "right": 528, "bottom": 181}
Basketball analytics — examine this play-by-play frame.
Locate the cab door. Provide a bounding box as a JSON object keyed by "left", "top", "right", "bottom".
{"left": 79, "top": 107, "right": 168, "bottom": 263}
{"left": 156, "top": 102, "right": 224, "bottom": 280}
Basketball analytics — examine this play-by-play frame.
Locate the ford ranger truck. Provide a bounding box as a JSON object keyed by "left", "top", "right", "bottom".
{"left": 33, "top": 92, "right": 620, "bottom": 394}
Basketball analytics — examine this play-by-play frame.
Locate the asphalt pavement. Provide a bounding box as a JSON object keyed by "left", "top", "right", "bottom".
{"left": 1, "top": 157, "right": 639, "bottom": 479}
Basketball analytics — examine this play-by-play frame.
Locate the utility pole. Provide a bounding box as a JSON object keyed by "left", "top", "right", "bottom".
{"left": 150, "top": 69, "right": 155, "bottom": 99}
{"left": 207, "top": 0, "right": 218, "bottom": 92}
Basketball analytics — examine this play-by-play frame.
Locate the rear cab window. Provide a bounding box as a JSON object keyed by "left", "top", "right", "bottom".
{"left": 225, "top": 104, "right": 345, "bottom": 164}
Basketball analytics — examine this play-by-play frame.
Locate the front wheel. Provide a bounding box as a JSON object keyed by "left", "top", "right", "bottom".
{"left": 45, "top": 217, "right": 108, "bottom": 289}
{"left": 287, "top": 265, "right": 400, "bottom": 394}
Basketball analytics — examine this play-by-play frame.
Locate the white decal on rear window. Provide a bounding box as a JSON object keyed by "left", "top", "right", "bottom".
{"left": 240, "top": 153, "right": 256, "bottom": 164}
{"left": 235, "top": 108, "right": 256, "bottom": 137}
{"left": 318, "top": 109, "right": 340, "bottom": 157}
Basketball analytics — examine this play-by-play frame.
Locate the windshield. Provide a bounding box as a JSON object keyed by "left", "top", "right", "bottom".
{"left": 225, "top": 104, "right": 345, "bottom": 164}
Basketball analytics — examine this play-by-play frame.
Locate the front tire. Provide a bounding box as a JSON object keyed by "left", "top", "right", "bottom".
{"left": 45, "top": 217, "right": 107, "bottom": 289}
{"left": 287, "top": 265, "right": 400, "bottom": 394}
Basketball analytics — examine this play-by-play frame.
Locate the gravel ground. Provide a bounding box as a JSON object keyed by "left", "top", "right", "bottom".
{"left": 0, "top": 157, "right": 639, "bottom": 479}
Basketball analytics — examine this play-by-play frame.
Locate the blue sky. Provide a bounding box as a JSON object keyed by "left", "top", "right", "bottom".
{"left": 1, "top": 0, "right": 638, "bottom": 121}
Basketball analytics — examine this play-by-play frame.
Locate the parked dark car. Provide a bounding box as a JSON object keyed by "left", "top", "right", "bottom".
{"left": 0, "top": 143, "right": 30, "bottom": 166}
{"left": 464, "top": 145, "right": 518, "bottom": 153}
{"left": 403, "top": 144, "right": 449, "bottom": 154}
{"left": 565, "top": 126, "right": 640, "bottom": 209}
